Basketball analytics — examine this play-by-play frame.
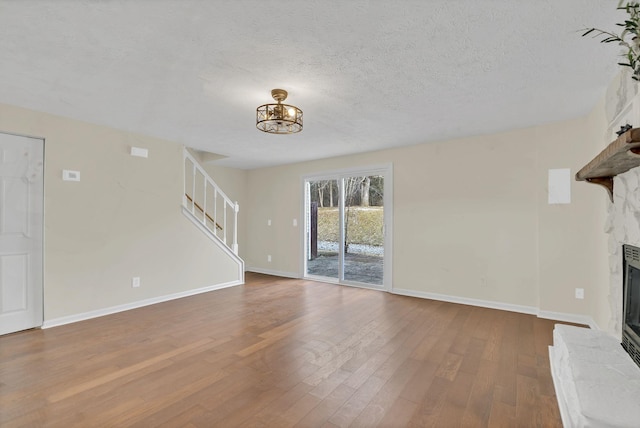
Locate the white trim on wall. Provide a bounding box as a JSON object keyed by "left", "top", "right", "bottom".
{"left": 392, "top": 287, "right": 538, "bottom": 315}
{"left": 393, "top": 287, "right": 598, "bottom": 328}
{"left": 245, "top": 267, "right": 300, "bottom": 279}
{"left": 41, "top": 280, "right": 243, "bottom": 329}
{"left": 538, "top": 310, "right": 599, "bottom": 330}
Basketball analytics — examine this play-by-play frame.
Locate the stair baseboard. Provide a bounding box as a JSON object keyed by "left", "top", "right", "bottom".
{"left": 182, "top": 205, "right": 244, "bottom": 283}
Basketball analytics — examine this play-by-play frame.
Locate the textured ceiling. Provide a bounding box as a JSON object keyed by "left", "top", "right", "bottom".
{"left": 0, "top": 1, "right": 622, "bottom": 169}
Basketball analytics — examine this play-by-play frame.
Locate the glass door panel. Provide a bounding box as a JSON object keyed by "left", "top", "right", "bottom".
{"left": 305, "top": 179, "right": 339, "bottom": 280}
{"left": 343, "top": 175, "right": 384, "bottom": 286}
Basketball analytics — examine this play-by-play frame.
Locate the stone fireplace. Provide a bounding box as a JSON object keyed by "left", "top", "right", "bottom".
{"left": 600, "top": 70, "right": 640, "bottom": 335}
{"left": 550, "top": 194, "right": 640, "bottom": 425}
{"left": 605, "top": 168, "right": 640, "bottom": 336}
{"left": 548, "top": 70, "right": 640, "bottom": 427}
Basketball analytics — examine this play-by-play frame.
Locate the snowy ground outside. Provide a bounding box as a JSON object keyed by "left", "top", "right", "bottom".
{"left": 317, "top": 240, "right": 383, "bottom": 256}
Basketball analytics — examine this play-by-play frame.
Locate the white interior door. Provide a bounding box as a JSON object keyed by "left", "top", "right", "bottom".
{"left": 0, "top": 133, "right": 44, "bottom": 335}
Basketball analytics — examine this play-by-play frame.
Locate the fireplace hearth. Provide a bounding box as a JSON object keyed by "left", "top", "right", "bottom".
{"left": 622, "top": 244, "right": 640, "bottom": 368}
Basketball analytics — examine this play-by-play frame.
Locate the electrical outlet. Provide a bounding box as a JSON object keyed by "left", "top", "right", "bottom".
{"left": 293, "top": 218, "right": 297, "bottom": 226}
{"left": 267, "top": 255, "right": 272, "bottom": 263}
{"left": 575, "top": 288, "right": 584, "bottom": 299}
{"left": 267, "top": 219, "right": 271, "bottom": 226}
{"left": 132, "top": 277, "right": 141, "bottom": 288}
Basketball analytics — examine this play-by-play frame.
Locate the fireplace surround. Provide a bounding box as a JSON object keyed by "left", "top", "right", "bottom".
{"left": 622, "top": 244, "right": 640, "bottom": 368}
{"left": 549, "top": 240, "right": 640, "bottom": 427}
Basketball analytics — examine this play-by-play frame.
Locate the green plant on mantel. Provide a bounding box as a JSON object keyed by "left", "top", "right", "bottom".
{"left": 583, "top": 1, "right": 640, "bottom": 80}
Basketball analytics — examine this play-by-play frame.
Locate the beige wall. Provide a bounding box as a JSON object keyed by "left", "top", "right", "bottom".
{"left": 0, "top": 103, "right": 241, "bottom": 322}
{"left": 536, "top": 105, "right": 609, "bottom": 324}
{"left": 0, "top": 94, "right": 612, "bottom": 326}
{"left": 245, "top": 113, "right": 610, "bottom": 323}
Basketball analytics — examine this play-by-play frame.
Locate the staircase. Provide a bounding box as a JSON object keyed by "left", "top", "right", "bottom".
{"left": 182, "top": 149, "right": 243, "bottom": 276}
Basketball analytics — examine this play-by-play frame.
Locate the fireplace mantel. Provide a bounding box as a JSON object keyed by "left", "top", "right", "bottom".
{"left": 576, "top": 128, "right": 640, "bottom": 201}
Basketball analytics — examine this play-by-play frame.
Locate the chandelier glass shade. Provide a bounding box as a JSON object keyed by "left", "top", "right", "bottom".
{"left": 256, "top": 89, "right": 303, "bottom": 134}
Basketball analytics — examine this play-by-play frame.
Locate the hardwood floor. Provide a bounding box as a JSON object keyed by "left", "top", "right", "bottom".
{"left": 0, "top": 273, "right": 565, "bottom": 427}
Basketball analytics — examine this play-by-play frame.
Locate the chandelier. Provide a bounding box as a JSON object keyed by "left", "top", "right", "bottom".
{"left": 256, "top": 89, "right": 303, "bottom": 134}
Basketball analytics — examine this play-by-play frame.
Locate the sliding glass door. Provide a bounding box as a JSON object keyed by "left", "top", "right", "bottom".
{"left": 304, "top": 166, "right": 391, "bottom": 289}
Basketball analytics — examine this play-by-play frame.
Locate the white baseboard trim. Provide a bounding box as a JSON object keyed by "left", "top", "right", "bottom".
{"left": 392, "top": 287, "right": 600, "bottom": 327}
{"left": 392, "top": 287, "right": 538, "bottom": 315}
{"left": 41, "top": 280, "right": 243, "bottom": 329}
{"left": 537, "top": 311, "right": 599, "bottom": 329}
{"left": 245, "top": 266, "right": 300, "bottom": 279}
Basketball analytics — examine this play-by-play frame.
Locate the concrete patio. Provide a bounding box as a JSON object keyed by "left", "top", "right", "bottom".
{"left": 306, "top": 251, "right": 383, "bottom": 285}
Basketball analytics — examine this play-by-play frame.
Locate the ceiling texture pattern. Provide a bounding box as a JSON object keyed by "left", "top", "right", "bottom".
{"left": 0, "top": 1, "right": 622, "bottom": 169}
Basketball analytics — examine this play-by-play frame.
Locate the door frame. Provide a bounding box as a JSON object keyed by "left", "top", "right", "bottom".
{"left": 301, "top": 163, "right": 393, "bottom": 291}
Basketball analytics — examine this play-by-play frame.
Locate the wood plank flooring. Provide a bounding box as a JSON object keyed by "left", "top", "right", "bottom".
{"left": 0, "top": 273, "right": 566, "bottom": 427}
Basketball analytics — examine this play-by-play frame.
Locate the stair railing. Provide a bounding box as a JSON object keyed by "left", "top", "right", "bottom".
{"left": 183, "top": 149, "right": 239, "bottom": 255}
